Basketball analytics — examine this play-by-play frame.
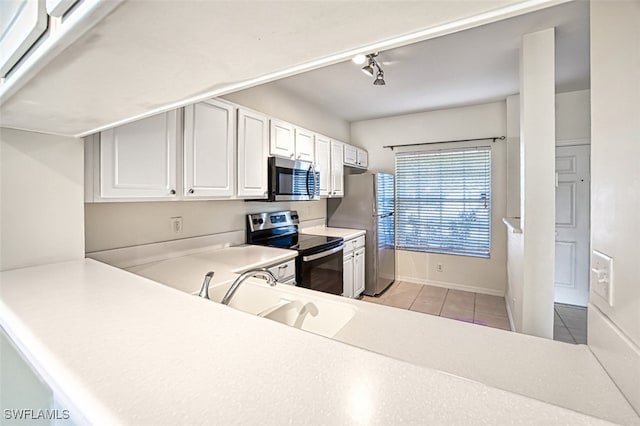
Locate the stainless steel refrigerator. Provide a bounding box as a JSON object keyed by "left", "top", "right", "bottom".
{"left": 327, "top": 173, "right": 395, "bottom": 296}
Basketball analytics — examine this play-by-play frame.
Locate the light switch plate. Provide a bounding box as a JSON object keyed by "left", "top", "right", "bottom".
{"left": 591, "top": 250, "right": 614, "bottom": 306}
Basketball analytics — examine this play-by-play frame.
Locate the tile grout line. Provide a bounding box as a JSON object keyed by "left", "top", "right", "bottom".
{"left": 554, "top": 305, "right": 577, "bottom": 344}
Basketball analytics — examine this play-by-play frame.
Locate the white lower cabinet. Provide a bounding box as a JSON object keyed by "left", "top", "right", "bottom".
{"left": 343, "top": 252, "right": 354, "bottom": 297}
{"left": 354, "top": 247, "right": 365, "bottom": 296}
{"left": 183, "top": 99, "right": 235, "bottom": 198}
{"left": 343, "top": 235, "right": 365, "bottom": 298}
{"left": 99, "top": 110, "right": 178, "bottom": 200}
{"left": 266, "top": 259, "right": 296, "bottom": 285}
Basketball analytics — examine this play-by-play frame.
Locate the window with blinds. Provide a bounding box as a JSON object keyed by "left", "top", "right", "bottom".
{"left": 395, "top": 147, "right": 491, "bottom": 258}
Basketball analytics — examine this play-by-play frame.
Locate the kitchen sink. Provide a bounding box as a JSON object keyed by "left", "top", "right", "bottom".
{"left": 207, "top": 279, "right": 356, "bottom": 338}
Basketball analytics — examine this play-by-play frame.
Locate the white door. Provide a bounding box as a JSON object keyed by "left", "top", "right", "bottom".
{"left": 100, "top": 111, "right": 178, "bottom": 199}
{"left": 237, "top": 108, "right": 268, "bottom": 198}
{"left": 269, "top": 119, "right": 294, "bottom": 159}
{"left": 330, "top": 141, "right": 344, "bottom": 197}
{"left": 315, "top": 135, "right": 330, "bottom": 196}
{"left": 294, "top": 127, "right": 315, "bottom": 162}
{"left": 555, "top": 144, "right": 590, "bottom": 306}
{"left": 183, "top": 100, "right": 235, "bottom": 198}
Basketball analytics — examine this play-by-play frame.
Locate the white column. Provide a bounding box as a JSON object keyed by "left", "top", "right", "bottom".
{"left": 519, "top": 28, "right": 556, "bottom": 338}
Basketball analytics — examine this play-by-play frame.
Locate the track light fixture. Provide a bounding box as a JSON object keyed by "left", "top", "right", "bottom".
{"left": 373, "top": 69, "right": 386, "bottom": 86}
{"left": 353, "top": 52, "right": 386, "bottom": 86}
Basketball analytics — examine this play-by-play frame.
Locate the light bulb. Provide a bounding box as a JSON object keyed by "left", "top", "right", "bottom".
{"left": 352, "top": 54, "right": 367, "bottom": 65}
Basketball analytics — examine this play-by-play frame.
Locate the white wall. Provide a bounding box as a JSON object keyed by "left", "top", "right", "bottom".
{"left": 350, "top": 102, "right": 507, "bottom": 296}
{"left": 505, "top": 90, "right": 591, "bottom": 219}
{"left": 556, "top": 89, "right": 590, "bottom": 142}
{"left": 223, "top": 83, "right": 350, "bottom": 142}
{"left": 85, "top": 200, "right": 325, "bottom": 253}
{"left": 0, "top": 128, "right": 85, "bottom": 271}
{"left": 588, "top": 1, "right": 640, "bottom": 414}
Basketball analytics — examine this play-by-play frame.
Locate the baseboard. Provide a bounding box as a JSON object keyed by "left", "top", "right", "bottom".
{"left": 395, "top": 275, "right": 505, "bottom": 297}
{"left": 504, "top": 298, "right": 516, "bottom": 332}
{"left": 588, "top": 303, "right": 640, "bottom": 416}
{"left": 85, "top": 230, "right": 245, "bottom": 269}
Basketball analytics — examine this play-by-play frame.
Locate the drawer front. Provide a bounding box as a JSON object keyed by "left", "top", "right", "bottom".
{"left": 345, "top": 235, "right": 365, "bottom": 253}
{"left": 268, "top": 259, "right": 296, "bottom": 282}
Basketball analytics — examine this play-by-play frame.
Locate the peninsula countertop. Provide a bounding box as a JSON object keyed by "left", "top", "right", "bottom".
{"left": 0, "top": 259, "right": 625, "bottom": 425}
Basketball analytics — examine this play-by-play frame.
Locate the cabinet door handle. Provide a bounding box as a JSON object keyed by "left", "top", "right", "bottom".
{"left": 188, "top": 188, "right": 195, "bottom": 194}
{"left": 170, "top": 189, "right": 176, "bottom": 195}
{"left": 290, "top": 153, "right": 295, "bottom": 159}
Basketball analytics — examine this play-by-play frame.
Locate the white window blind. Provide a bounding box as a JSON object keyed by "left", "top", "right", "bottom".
{"left": 395, "top": 147, "right": 491, "bottom": 257}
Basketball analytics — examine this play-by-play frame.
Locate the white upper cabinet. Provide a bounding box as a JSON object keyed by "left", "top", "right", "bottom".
{"left": 237, "top": 108, "right": 269, "bottom": 199}
{"left": 356, "top": 148, "right": 368, "bottom": 168}
{"left": 100, "top": 111, "right": 178, "bottom": 200}
{"left": 344, "top": 144, "right": 357, "bottom": 166}
{"left": 330, "top": 140, "right": 344, "bottom": 197}
{"left": 294, "top": 127, "right": 315, "bottom": 163}
{"left": 343, "top": 143, "right": 368, "bottom": 169}
{"left": 315, "top": 135, "right": 331, "bottom": 197}
{"left": 0, "top": 0, "right": 48, "bottom": 77}
{"left": 183, "top": 99, "right": 235, "bottom": 198}
{"left": 314, "top": 136, "right": 344, "bottom": 198}
{"left": 269, "top": 119, "right": 295, "bottom": 159}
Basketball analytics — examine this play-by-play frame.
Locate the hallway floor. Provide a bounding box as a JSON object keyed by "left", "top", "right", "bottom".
{"left": 361, "top": 282, "right": 589, "bottom": 345}
{"left": 553, "top": 303, "right": 587, "bottom": 344}
{"left": 361, "top": 281, "right": 511, "bottom": 331}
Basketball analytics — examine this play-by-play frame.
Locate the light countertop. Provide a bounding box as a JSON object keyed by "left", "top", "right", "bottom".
{"left": 301, "top": 225, "right": 366, "bottom": 240}
{"left": 126, "top": 244, "right": 297, "bottom": 294}
{"left": 0, "top": 259, "right": 621, "bottom": 425}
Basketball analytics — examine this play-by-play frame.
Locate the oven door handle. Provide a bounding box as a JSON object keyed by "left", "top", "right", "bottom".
{"left": 302, "top": 244, "right": 344, "bottom": 262}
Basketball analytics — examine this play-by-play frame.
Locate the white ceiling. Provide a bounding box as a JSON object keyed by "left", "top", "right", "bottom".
{"left": 0, "top": 0, "right": 575, "bottom": 137}
{"left": 268, "top": 1, "right": 590, "bottom": 123}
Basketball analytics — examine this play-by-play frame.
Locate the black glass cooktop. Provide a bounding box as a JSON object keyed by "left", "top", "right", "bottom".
{"left": 262, "top": 233, "right": 343, "bottom": 255}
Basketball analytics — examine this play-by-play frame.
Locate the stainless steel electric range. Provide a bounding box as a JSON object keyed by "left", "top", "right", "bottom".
{"left": 246, "top": 211, "right": 344, "bottom": 295}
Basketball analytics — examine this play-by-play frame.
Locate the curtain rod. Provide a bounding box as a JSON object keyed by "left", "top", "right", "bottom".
{"left": 383, "top": 136, "right": 505, "bottom": 150}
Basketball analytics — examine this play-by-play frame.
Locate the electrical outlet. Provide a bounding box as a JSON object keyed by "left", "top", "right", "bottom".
{"left": 591, "top": 250, "right": 614, "bottom": 306}
{"left": 437, "top": 263, "right": 443, "bottom": 273}
{"left": 170, "top": 217, "right": 183, "bottom": 234}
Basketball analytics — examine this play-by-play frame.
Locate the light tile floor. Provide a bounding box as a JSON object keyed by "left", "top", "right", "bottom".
{"left": 553, "top": 303, "right": 587, "bottom": 344}
{"left": 361, "top": 281, "right": 511, "bottom": 331}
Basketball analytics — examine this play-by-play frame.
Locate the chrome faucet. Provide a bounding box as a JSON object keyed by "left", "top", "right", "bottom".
{"left": 198, "top": 271, "right": 215, "bottom": 299}
{"left": 220, "top": 268, "right": 278, "bottom": 305}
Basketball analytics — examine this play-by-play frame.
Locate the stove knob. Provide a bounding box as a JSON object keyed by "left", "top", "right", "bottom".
{"left": 291, "top": 214, "right": 298, "bottom": 220}
{"left": 252, "top": 218, "right": 259, "bottom": 225}
{"left": 258, "top": 218, "right": 264, "bottom": 224}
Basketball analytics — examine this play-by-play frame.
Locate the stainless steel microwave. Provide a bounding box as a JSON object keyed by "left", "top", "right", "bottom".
{"left": 267, "top": 156, "right": 320, "bottom": 201}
